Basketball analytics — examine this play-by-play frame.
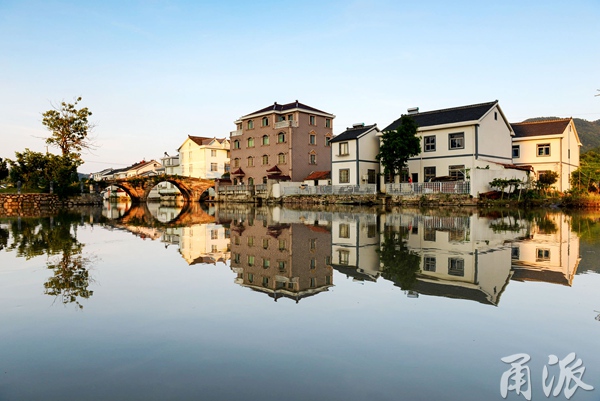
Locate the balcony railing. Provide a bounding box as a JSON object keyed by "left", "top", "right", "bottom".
{"left": 385, "top": 181, "right": 470, "bottom": 195}
{"left": 230, "top": 129, "right": 243, "bottom": 137}
{"left": 274, "top": 120, "right": 299, "bottom": 129}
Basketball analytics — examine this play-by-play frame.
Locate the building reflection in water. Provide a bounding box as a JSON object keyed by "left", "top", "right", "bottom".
{"left": 510, "top": 212, "right": 580, "bottom": 286}
{"left": 227, "top": 206, "right": 333, "bottom": 303}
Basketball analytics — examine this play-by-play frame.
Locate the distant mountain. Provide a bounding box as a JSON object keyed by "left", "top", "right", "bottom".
{"left": 522, "top": 117, "right": 600, "bottom": 153}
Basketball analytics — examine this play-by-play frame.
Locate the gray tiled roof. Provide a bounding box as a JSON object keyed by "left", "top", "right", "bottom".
{"left": 383, "top": 101, "right": 498, "bottom": 131}
{"left": 511, "top": 119, "right": 570, "bottom": 138}
{"left": 245, "top": 100, "right": 331, "bottom": 117}
{"left": 330, "top": 124, "right": 377, "bottom": 143}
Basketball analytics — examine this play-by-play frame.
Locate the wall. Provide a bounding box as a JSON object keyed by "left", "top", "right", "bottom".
{"left": 470, "top": 168, "right": 530, "bottom": 196}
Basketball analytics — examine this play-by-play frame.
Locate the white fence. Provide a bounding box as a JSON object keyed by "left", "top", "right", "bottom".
{"left": 280, "top": 184, "right": 377, "bottom": 196}
{"left": 385, "top": 181, "right": 470, "bottom": 195}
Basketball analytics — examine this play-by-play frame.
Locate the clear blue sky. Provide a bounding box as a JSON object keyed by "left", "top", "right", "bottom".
{"left": 1, "top": 0, "right": 598, "bottom": 173}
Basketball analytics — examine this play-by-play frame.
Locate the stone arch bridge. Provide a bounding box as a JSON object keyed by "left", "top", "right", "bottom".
{"left": 101, "top": 175, "right": 214, "bottom": 203}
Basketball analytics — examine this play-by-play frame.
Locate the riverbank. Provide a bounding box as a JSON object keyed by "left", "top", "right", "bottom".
{"left": 0, "top": 193, "right": 103, "bottom": 216}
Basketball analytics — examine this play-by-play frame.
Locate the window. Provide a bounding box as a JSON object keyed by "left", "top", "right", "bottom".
{"left": 325, "top": 256, "right": 331, "bottom": 265}
{"left": 448, "top": 258, "right": 464, "bottom": 276}
{"left": 233, "top": 140, "right": 240, "bottom": 149}
{"left": 537, "top": 143, "right": 550, "bottom": 156}
{"left": 236, "top": 123, "right": 242, "bottom": 130}
{"left": 511, "top": 246, "right": 520, "bottom": 260}
{"left": 287, "top": 114, "right": 293, "bottom": 120}
{"left": 278, "top": 153, "right": 286, "bottom": 164}
{"left": 449, "top": 132, "right": 464, "bottom": 149}
{"left": 310, "top": 277, "right": 316, "bottom": 288}
{"left": 224, "top": 163, "right": 230, "bottom": 172}
{"left": 538, "top": 170, "right": 551, "bottom": 180}
{"left": 339, "top": 169, "right": 350, "bottom": 183}
{"left": 368, "top": 169, "right": 376, "bottom": 184}
{"left": 536, "top": 248, "right": 551, "bottom": 261}
{"left": 278, "top": 261, "right": 286, "bottom": 271}
{"left": 247, "top": 120, "right": 254, "bottom": 129}
{"left": 247, "top": 137, "right": 254, "bottom": 148}
{"left": 339, "top": 223, "right": 350, "bottom": 238}
{"left": 262, "top": 135, "right": 269, "bottom": 145}
{"left": 367, "top": 224, "right": 377, "bottom": 238}
{"left": 325, "top": 136, "right": 332, "bottom": 147}
{"left": 210, "top": 150, "right": 216, "bottom": 157}
{"left": 233, "top": 253, "right": 241, "bottom": 263}
{"left": 309, "top": 153, "right": 316, "bottom": 165}
{"left": 247, "top": 236, "right": 254, "bottom": 247}
{"left": 424, "top": 166, "right": 436, "bottom": 181}
{"left": 278, "top": 239, "right": 286, "bottom": 250}
{"left": 309, "top": 134, "right": 316, "bottom": 145}
{"left": 262, "top": 259, "right": 270, "bottom": 268}
{"left": 262, "top": 277, "right": 269, "bottom": 287}
{"left": 262, "top": 116, "right": 269, "bottom": 127}
{"left": 310, "top": 258, "right": 316, "bottom": 269}
{"left": 339, "top": 250, "right": 350, "bottom": 265}
{"left": 449, "top": 165, "right": 465, "bottom": 180}
{"left": 277, "top": 115, "right": 285, "bottom": 122}
{"left": 339, "top": 142, "right": 349, "bottom": 156}
{"left": 494, "top": 111, "right": 498, "bottom": 120}
{"left": 247, "top": 273, "right": 253, "bottom": 283}
{"left": 210, "top": 163, "right": 218, "bottom": 172}
{"left": 309, "top": 238, "right": 316, "bottom": 251}
{"left": 424, "top": 228, "right": 436, "bottom": 241}
{"left": 310, "top": 115, "right": 316, "bottom": 125}
{"left": 262, "top": 238, "right": 269, "bottom": 249}
{"left": 247, "top": 156, "right": 254, "bottom": 167}
{"left": 262, "top": 155, "right": 269, "bottom": 165}
{"left": 233, "top": 158, "right": 240, "bottom": 168}
{"left": 277, "top": 132, "right": 286, "bottom": 143}
{"left": 424, "top": 135, "right": 436, "bottom": 152}
{"left": 512, "top": 145, "right": 520, "bottom": 158}
{"left": 247, "top": 255, "right": 255, "bottom": 266}
{"left": 424, "top": 257, "right": 436, "bottom": 272}
{"left": 325, "top": 118, "right": 331, "bottom": 128}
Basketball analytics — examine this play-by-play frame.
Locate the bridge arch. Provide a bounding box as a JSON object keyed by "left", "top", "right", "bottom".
{"left": 102, "top": 175, "right": 215, "bottom": 203}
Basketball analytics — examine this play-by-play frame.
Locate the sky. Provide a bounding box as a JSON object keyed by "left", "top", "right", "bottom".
{"left": 0, "top": 0, "right": 599, "bottom": 174}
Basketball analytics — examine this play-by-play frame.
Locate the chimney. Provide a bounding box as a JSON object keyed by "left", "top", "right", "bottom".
{"left": 407, "top": 107, "right": 419, "bottom": 115}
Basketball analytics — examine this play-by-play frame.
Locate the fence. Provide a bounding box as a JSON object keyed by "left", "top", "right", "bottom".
{"left": 385, "top": 181, "right": 470, "bottom": 195}
{"left": 280, "top": 184, "right": 377, "bottom": 196}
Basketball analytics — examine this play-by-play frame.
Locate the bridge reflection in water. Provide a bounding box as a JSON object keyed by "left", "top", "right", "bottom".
{"left": 99, "top": 203, "right": 583, "bottom": 305}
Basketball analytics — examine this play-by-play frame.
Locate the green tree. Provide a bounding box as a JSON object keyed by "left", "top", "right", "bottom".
{"left": 8, "top": 149, "right": 80, "bottom": 196}
{"left": 42, "top": 97, "right": 95, "bottom": 160}
{"left": 377, "top": 115, "right": 421, "bottom": 180}
{"left": 536, "top": 171, "right": 558, "bottom": 194}
{"left": 0, "top": 157, "right": 8, "bottom": 181}
{"left": 570, "top": 150, "right": 600, "bottom": 192}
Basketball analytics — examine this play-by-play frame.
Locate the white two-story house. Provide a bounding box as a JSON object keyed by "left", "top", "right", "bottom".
{"left": 510, "top": 118, "right": 581, "bottom": 192}
{"left": 380, "top": 101, "right": 528, "bottom": 196}
{"left": 178, "top": 136, "right": 230, "bottom": 179}
{"left": 330, "top": 123, "right": 380, "bottom": 187}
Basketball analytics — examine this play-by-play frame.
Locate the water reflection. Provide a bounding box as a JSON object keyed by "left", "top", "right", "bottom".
{"left": 0, "top": 204, "right": 588, "bottom": 307}
{"left": 1, "top": 211, "right": 96, "bottom": 308}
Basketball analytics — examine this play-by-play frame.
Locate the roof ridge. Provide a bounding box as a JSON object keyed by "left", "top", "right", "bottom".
{"left": 512, "top": 118, "right": 571, "bottom": 125}
{"left": 408, "top": 100, "right": 497, "bottom": 117}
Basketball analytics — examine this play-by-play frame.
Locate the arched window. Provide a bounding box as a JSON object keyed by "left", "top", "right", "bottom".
{"left": 247, "top": 156, "right": 254, "bottom": 167}
{"left": 248, "top": 177, "right": 254, "bottom": 186}
{"left": 325, "top": 134, "right": 332, "bottom": 147}
{"left": 247, "top": 120, "right": 254, "bottom": 129}
{"left": 262, "top": 176, "right": 267, "bottom": 184}
{"left": 277, "top": 132, "right": 286, "bottom": 143}
{"left": 262, "top": 116, "right": 269, "bottom": 126}
{"left": 309, "top": 150, "right": 317, "bottom": 165}
{"left": 233, "top": 140, "right": 240, "bottom": 149}
{"left": 262, "top": 135, "right": 269, "bottom": 145}
{"left": 247, "top": 137, "right": 254, "bottom": 148}
{"left": 262, "top": 155, "right": 269, "bottom": 165}
{"left": 278, "top": 153, "right": 286, "bottom": 164}
{"left": 233, "top": 158, "right": 240, "bottom": 168}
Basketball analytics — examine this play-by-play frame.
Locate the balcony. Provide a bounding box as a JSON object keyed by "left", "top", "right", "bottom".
{"left": 230, "top": 129, "right": 243, "bottom": 137}
{"left": 274, "top": 120, "right": 299, "bottom": 129}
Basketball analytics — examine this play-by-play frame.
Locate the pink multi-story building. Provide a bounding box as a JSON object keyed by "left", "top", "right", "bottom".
{"left": 230, "top": 100, "right": 335, "bottom": 185}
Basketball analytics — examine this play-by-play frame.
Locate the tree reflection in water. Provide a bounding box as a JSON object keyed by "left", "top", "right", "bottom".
{"left": 378, "top": 226, "right": 421, "bottom": 290}
{"left": 4, "top": 211, "right": 96, "bottom": 308}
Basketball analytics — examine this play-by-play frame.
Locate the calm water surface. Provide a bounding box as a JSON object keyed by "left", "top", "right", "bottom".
{"left": 1, "top": 203, "right": 599, "bottom": 401}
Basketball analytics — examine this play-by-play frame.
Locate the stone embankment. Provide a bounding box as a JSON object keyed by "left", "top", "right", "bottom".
{"left": 272, "top": 193, "right": 477, "bottom": 206}
{"left": 0, "top": 194, "right": 103, "bottom": 216}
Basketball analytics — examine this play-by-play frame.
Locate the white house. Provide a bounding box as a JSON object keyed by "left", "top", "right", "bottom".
{"left": 380, "top": 101, "right": 529, "bottom": 196}
{"left": 510, "top": 118, "right": 581, "bottom": 192}
{"left": 330, "top": 123, "right": 380, "bottom": 186}
{"left": 178, "top": 136, "right": 230, "bottom": 179}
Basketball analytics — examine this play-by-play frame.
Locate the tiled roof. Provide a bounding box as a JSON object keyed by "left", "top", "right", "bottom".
{"left": 266, "top": 165, "right": 282, "bottom": 173}
{"left": 231, "top": 168, "right": 245, "bottom": 176}
{"left": 511, "top": 119, "right": 571, "bottom": 138}
{"left": 330, "top": 124, "right": 377, "bottom": 143}
{"left": 383, "top": 101, "right": 498, "bottom": 131}
{"left": 188, "top": 136, "right": 227, "bottom": 146}
{"left": 305, "top": 171, "right": 330, "bottom": 180}
{"left": 244, "top": 100, "right": 331, "bottom": 117}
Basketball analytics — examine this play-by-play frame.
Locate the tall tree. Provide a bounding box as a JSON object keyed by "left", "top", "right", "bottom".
{"left": 42, "top": 97, "right": 95, "bottom": 160}
{"left": 376, "top": 115, "right": 421, "bottom": 180}
{"left": 0, "top": 157, "right": 8, "bottom": 181}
